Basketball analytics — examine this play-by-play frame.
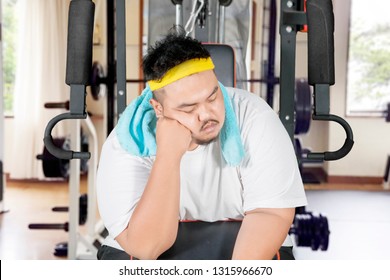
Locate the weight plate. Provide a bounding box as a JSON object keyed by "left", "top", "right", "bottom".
{"left": 295, "top": 78, "right": 312, "bottom": 134}
{"left": 90, "top": 61, "right": 104, "bottom": 100}
{"left": 219, "top": 0, "right": 233, "bottom": 6}
{"left": 39, "top": 138, "right": 69, "bottom": 178}
{"left": 319, "top": 216, "right": 330, "bottom": 251}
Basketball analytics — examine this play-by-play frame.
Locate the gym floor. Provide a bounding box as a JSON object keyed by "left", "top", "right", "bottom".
{"left": 1, "top": 177, "right": 389, "bottom": 260}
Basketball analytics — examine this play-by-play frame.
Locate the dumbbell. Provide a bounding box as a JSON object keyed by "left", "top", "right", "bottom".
{"left": 289, "top": 206, "right": 330, "bottom": 251}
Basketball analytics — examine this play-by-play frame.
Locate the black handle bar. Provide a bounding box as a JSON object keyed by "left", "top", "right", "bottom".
{"left": 42, "top": 0, "right": 94, "bottom": 160}
{"left": 43, "top": 113, "right": 90, "bottom": 160}
{"left": 306, "top": 114, "right": 354, "bottom": 161}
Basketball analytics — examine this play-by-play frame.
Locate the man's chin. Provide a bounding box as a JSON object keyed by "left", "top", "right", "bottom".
{"left": 193, "top": 135, "right": 219, "bottom": 146}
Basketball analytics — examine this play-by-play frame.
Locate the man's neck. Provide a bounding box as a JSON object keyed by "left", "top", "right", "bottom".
{"left": 188, "top": 142, "right": 199, "bottom": 151}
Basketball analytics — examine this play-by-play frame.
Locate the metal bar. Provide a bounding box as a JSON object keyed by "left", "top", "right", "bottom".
{"left": 266, "top": 0, "right": 277, "bottom": 106}
{"left": 279, "top": 0, "right": 298, "bottom": 142}
{"left": 69, "top": 85, "right": 86, "bottom": 115}
{"left": 175, "top": 4, "right": 183, "bottom": 27}
{"left": 116, "top": 0, "right": 127, "bottom": 117}
{"left": 106, "top": 0, "right": 115, "bottom": 135}
{"left": 313, "top": 84, "right": 330, "bottom": 115}
{"left": 68, "top": 119, "right": 81, "bottom": 259}
{"left": 283, "top": 10, "right": 306, "bottom": 25}
{"left": 83, "top": 116, "right": 98, "bottom": 239}
{"left": 218, "top": 6, "right": 225, "bottom": 43}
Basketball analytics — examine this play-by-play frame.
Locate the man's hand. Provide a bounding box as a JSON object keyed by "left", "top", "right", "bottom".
{"left": 116, "top": 116, "right": 190, "bottom": 259}
{"left": 155, "top": 117, "right": 192, "bottom": 158}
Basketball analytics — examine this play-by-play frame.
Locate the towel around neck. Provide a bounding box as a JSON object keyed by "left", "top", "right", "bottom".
{"left": 116, "top": 82, "right": 245, "bottom": 166}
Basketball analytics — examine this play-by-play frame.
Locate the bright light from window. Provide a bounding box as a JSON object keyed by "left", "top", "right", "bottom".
{"left": 347, "top": 0, "right": 390, "bottom": 116}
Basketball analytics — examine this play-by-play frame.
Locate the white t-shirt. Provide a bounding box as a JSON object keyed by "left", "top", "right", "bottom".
{"left": 96, "top": 87, "right": 307, "bottom": 250}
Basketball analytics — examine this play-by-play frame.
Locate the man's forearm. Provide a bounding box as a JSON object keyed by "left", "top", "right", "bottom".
{"left": 116, "top": 154, "right": 181, "bottom": 259}
{"left": 232, "top": 208, "right": 295, "bottom": 260}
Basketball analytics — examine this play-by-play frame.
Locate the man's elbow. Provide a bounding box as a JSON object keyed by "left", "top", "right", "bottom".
{"left": 120, "top": 231, "right": 177, "bottom": 260}
{"left": 247, "top": 207, "right": 295, "bottom": 226}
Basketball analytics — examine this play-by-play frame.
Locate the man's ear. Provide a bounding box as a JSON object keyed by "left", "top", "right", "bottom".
{"left": 150, "top": 98, "right": 163, "bottom": 118}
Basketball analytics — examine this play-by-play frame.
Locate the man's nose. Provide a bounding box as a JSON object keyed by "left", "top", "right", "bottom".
{"left": 196, "top": 104, "right": 211, "bottom": 122}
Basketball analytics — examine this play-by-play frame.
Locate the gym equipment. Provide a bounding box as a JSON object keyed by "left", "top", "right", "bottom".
{"left": 40, "top": 0, "right": 104, "bottom": 259}
{"left": 159, "top": 221, "right": 241, "bottom": 260}
{"left": 293, "top": 78, "right": 323, "bottom": 183}
{"left": 28, "top": 193, "right": 106, "bottom": 257}
{"left": 89, "top": 61, "right": 146, "bottom": 103}
{"left": 36, "top": 138, "right": 70, "bottom": 178}
{"left": 290, "top": 207, "right": 330, "bottom": 251}
{"left": 36, "top": 135, "right": 89, "bottom": 178}
{"left": 261, "top": 0, "right": 279, "bottom": 107}
{"left": 156, "top": 218, "right": 328, "bottom": 259}
{"left": 43, "top": 0, "right": 96, "bottom": 161}
{"left": 36, "top": 112, "right": 103, "bottom": 259}
{"left": 278, "top": 0, "right": 350, "bottom": 250}
{"left": 90, "top": 62, "right": 105, "bottom": 100}
{"left": 114, "top": 218, "right": 326, "bottom": 259}
{"left": 279, "top": 0, "right": 354, "bottom": 161}
{"left": 294, "top": 78, "right": 311, "bottom": 135}
{"left": 28, "top": 194, "right": 88, "bottom": 230}
{"left": 45, "top": 0, "right": 349, "bottom": 259}
{"left": 36, "top": 101, "right": 89, "bottom": 178}
{"left": 172, "top": 0, "right": 233, "bottom": 43}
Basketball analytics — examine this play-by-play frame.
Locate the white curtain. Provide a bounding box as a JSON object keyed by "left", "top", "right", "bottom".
{"left": 10, "top": 0, "right": 71, "bottom": 179}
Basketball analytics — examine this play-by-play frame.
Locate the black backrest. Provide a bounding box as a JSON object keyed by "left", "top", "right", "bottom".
{"left": 203, "top": 43, "right": 236, "bottom": 87}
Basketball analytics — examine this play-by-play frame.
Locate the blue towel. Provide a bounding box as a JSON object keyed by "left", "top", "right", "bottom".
{"left": 116, "top": 82, "right": 245, "bottom": 166}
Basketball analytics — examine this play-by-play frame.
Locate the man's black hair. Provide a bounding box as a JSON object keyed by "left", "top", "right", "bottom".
{"left": 142, "top": 31, "right": 210, "bottom": 81}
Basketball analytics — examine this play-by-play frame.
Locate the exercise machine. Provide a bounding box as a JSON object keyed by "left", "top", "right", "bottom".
{"left": 42, "top": 0, "right": 354, "bottom": 259}
{"left": 40, "top": 0, "right": 105, "bottom": 259}
{"left": 279, "top": 0, "right": 354, "bottom": 250}
{"left": 280, "top": 0, "right": 354, "bottom": 159}
{"left": 36, "top": 101, "right": 89, "bottom": 178}
{"left": 30, "top": 100, "right": 105, "bottom": 258}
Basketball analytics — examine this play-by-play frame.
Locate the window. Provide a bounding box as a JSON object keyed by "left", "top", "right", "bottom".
{"left": 2, "top": 0, "right": 18, "bottom": 116}
{"left": 346, "top": 0, "right": 390, "bottom": 117}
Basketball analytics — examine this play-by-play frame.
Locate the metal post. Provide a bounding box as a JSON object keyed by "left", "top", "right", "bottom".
{"left": 116, "top": 0, "right": 127, "bottom": 117}
{"left": 279, "top": 0, "right": 300, "bottom": 142}
{"left": 106, "top": 0, "right": 115, "bottom": 135}
{"left": 175, "top": 3, "right": 183, "bottom": 27}
{"left": 265, "top": 0, "right": 277, "bottom": 106}
{"left": 68, "top": 119, "right": 81, "bottom": 259}
{"left": 218, "top": 5, "right": 225, "bottom": 43}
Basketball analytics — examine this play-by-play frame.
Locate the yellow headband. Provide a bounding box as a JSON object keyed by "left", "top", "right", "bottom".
{"left": 148, "top": 57, "right": 215, "bottom": 91}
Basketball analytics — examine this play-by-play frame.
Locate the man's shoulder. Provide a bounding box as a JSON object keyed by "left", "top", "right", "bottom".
{"left": 225, "top": 87, "right": 275, "bottom": 121}
{"left": 102, "top": 128, "right": 155, "bottom": 164}
{"left": 226, "top": 87, "right": 271, "bottom": 110}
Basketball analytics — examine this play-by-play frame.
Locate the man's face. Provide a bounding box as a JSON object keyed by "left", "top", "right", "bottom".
{"left": 151, "top": 70, "right": 225, "bottom": 147}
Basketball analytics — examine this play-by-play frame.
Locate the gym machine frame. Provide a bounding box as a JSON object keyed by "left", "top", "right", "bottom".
{"left": 279, "top": 0, "right": 354, "bottom": 160}
{"left": 279, "top": 0, "right": 354, "bottom": 251}
{"left": 42, "top": 0, "right": 108, "bottom": 259}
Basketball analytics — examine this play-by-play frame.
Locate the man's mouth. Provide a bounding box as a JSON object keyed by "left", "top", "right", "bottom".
{"left": 201, "top": 121, "right": 218, "bottom": 133}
